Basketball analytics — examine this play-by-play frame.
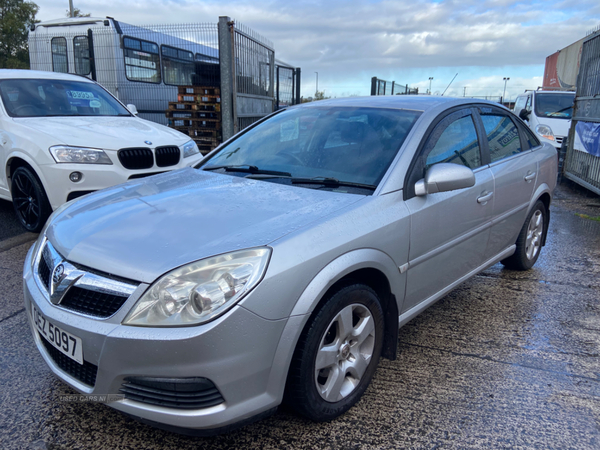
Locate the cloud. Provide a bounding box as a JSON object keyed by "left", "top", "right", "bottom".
{"left": 34, "top": 0, "right": 600, "bottom": 97}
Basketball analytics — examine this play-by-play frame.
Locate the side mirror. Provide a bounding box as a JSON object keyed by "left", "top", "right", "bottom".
{"left": 519, "top": 109, "right": 529, "bottom": 120}
{"left": 127, "top": 104, "right": 138, "bottom": 115}
{"left": 415, "top": 163, "right": 475, "bottom": 196}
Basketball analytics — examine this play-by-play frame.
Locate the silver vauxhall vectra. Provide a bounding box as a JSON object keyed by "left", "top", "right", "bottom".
{"left": 23, "top": 96, "right": 557, "bottom": 434}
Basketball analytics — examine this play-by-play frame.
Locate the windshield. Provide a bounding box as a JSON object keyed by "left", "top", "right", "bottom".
{"left": 201, "top": 106, "right": 421, "bottom": 191}
{"left": 0, "top": 78, "right": 131, "bottom": 117}
{"left": 534, "top": 93, "right": 575, "bottom": 119}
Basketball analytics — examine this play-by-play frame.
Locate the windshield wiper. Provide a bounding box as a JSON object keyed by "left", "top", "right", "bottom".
{"left": 290, "top": 176, "right": 376, "bottom": 190}
{"left": 202, "top": 164, "right": 292, "bottom": 177}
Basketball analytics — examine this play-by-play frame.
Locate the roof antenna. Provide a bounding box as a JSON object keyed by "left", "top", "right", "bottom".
{"left": 442, "top": 73, "right": 458, "bottom": 96}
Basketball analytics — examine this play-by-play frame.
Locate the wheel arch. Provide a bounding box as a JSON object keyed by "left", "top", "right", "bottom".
{"left": 529, "top": 184, "right": 552, "bottom": 246}
{"left": 6, "top": 154, "right": 48, "bottom": 195}
{"left": 266, "top": 249, "right": 404, "bottom": 404}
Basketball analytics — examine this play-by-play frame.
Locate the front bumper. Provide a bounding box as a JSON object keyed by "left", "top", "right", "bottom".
{"left": 39, "top": 152, "right": 204, "bottom": 210}
{"left": 22, "top": 245, "right": 288, "bottom": 431}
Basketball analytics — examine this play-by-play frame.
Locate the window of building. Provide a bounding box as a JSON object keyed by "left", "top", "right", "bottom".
{"left": 51, "top": 37, "right": 68, "bottom": 73}
{"left": 162, "top": 45, "right": 195, "bottom": 86}
{"left": 73, "top": 36, "right": 90, "bottom": 75}
{"left": 123, "top": 36, "right": 160, "bottom": 83}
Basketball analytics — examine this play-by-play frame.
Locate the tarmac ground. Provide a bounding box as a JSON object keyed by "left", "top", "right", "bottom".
{"left": 0, "top": 180, "right": 599, "bottom": 449}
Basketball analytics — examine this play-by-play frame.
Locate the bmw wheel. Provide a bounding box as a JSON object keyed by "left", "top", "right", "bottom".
{"left": 11, "top": 166, "right": 52, "bottom": 233}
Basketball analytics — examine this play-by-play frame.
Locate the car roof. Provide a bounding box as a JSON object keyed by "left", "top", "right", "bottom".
{"left": 0, "top": 69, "right": 95, "bottom": 83}
{"left": 294, "top": 95, "right": 506, "bottom": 113}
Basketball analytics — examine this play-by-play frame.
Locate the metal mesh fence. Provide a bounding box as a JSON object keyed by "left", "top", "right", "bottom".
{"left": 231, "top": 20, "right": 275, "bottom": 133}
{"left": 276, "top": 65, "right": 295, "bottom": 108}
{"left": 370, "top": 77, "right": 418, "bottom": 95}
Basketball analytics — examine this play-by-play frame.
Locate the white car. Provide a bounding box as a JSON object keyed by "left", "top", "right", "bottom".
{"left": 0, "top": 69, "right": 203, "bottom": 232}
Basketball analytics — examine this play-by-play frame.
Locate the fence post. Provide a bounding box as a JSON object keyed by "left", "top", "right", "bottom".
{"left": 218, "top": 16, "right": 235, "bottom": 141}
{"left": 295, "top": 68, "right": 301, "bottom": 104}
{"left": 269, "top": 51, "right": 275, "bottom": 112}
{"left": 371, "top": 77, "right": 377, "bottom": 96}
{"left": 276, "top": 65, "right": 280, "bottom": 110}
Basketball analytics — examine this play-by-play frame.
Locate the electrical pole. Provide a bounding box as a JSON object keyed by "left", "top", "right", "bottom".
{"left": 428, "top": 77, "right": 433, "bottom": 95}
{"left": 463, "top": 86, "right": 467, "bottom": 97}
{"left": 503, "top": 77, "right": 510, "bottom": 105}
{"left": 69, "top": 0, "right": 74, "bottom": 17}
{"left": 315, "top": 72, "right": 318, "bottom": 96}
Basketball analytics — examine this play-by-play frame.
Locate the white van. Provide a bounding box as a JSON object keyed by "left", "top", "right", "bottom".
{"left": 513, "top": 89, "right": 575, "bottom": 150}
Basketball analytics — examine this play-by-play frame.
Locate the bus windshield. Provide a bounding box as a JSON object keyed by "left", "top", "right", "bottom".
{"left": 0, "top": 78, "right": 131, "bottom": 118}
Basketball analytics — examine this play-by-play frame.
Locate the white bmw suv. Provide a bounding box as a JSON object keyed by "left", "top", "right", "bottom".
{"left": 0, "top": 69, "right": 203, "bottom": 232}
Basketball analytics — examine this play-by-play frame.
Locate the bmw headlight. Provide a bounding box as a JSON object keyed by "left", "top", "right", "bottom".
{"left": 181, "top": 140, "right": 200, "bottom": 158}
{"left": 49, "top": 145, "right": 112, "bottom": 164}
{"left": 123, "top": 248, "right": 271, "bottom": 327}
{"left": 535, "top": 124, "right": 555, "bottom": 141}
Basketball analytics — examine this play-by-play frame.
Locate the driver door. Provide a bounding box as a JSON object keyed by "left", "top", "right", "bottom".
{"left": 402, "top": 108, "right": 494, "bottom": 313}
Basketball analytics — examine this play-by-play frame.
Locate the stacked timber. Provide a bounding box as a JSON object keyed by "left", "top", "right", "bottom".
{"left": 166, "top": 86, "right": 221, "bottom": 155}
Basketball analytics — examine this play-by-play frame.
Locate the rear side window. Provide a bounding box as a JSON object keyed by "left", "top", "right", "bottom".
{"left": 481, "top": 115, "right": 522, "bottom": 162}
{"left": 123, "top": 36, "right": 161, "bottom": 83}
{"left": 51, "top": 37, "right": 68, "bottom": 73}
{"left": 426, "top": 115, "right": 481, "bottom": 170}
{"left": 73, "top": 36, "right": 90, "bottom": 75}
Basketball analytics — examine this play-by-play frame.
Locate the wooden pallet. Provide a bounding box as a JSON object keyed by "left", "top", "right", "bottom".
{"left": 168, "top": 102, "right": 220, "bottom": 112}
{"left": 195, "top": 141, "right": 220, "bottom": 155}
{"left": 168, "top": 118, "right": 221, "bottom": 129}
{"left": 178, "top": 86, "right": 220, "bottom": 96}
{"left": 166, "top": 110, "right": 220, "bottom": 120}
{"left": 177, "top": 94, "right": 221, "bottom": 103}
{"left": 174, "top": 127, "right": 220, "bottom": 139}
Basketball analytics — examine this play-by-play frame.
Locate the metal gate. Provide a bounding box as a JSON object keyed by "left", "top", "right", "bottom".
{"left": 564, "top": 29, "right": 600, "bottom": 195}
{"left": 275, "top": 61, "right": 300, "bottom": 110}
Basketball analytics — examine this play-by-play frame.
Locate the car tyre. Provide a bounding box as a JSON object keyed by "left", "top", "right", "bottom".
{"left": 285, "top": 284, "right": 384, "bottom": 421}
{"left": 11, "top": 166, "right": 52, "bottom": 233}
{"left": 501, "top": 200, "right": 547, "bottom": 271}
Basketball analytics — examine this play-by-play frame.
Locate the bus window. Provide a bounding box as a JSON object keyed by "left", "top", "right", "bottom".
{"left": 51, "top": 37, "right": 68, "bottom": 73}
{"left": 73, "top": 36, "right": 90, "bottom": 75}
{"left": 162, "top": 45, "right": 194, "bottom": 86}
{"left": 123, "top": 36, "right": 161, "bottom": 84}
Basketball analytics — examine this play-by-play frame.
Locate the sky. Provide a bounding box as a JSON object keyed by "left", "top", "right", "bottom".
{"left": 34, "top": 0, "right": 600, "bottom": 101}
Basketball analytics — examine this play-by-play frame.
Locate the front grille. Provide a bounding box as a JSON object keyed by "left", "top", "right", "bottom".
{"left": 59, "top": 286, "right": 129, "bottom": 318}
{"left": 38, "top": 256, "right": 51, "bottom": 290}
{"left": 118, "top": 148, "right": 153, "bottom": 170}
{"left": 40, "top": 333, "right": 98, "bottom": 387}
{"left": 120, "top": 377, "right": 225, "bottom": 409}
{"left": 155, "top": 146, "right": 181, "bottom": 167}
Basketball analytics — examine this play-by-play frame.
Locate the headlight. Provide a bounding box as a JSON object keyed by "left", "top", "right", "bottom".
{"left": 123, "top": 248, "right": 271, "bottom": 327}
{"left": 181, "top": 140, "right": 200, "bottom": 158}
{"left": 535, "top": 124, "right": 555, "bottom": 141}
{"left": 49, "top": 145, "right": 112, "bottom": 164}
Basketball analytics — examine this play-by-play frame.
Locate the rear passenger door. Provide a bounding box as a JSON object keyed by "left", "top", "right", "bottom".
{"left": 476, "top": 106, "right": 539, "bottom": 260}
{"left": 402, "top": 108, "right": 495, "bottom": 313}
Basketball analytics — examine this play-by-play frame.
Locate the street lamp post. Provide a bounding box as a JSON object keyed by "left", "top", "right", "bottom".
{"left": 428, "top": 77, "right": 433, "bottom": 95}
{"left": 503, "top": 77, "right": 510, "bottom": 105}
{"left": 315, "top": 72, "right": 318, "bottom": 96}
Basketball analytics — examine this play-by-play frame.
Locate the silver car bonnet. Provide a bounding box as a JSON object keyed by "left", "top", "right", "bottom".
{"left": 45, "top": 168, "right": 365, "bottom": 283}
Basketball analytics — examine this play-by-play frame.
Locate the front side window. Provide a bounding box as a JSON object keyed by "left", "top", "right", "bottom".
{"left": 123, "top": 37, "right": 161, "bottom": 83}
{"left": 73, "top": 36, "right": 90, "bottom": 75}
{"left": 162, "top": 45, "right": 195, "bottom": 86}
{"left": 201, "top": 106, "right": 421, "bottom": 191}
{"left": 426, "top": 115, "right": 481, "bottom": 170}
{"left": 481, "top": 114, "right": 522, "bottom": 163}
{"left": 534, "top": 93, "right": 575, "bottom": 119}
{"left": 0, "top": 78, "right": 131, "bottom": 117}
{"left": 51, "top": 37, "right": 68, "bottom": 73}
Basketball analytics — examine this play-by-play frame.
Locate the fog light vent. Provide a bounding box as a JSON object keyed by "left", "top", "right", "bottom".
{"left": 69, "top": 172, "right": 82, "bottom": 182}
{"left": 119, "top": 377, "right": 224, "bottom": 409}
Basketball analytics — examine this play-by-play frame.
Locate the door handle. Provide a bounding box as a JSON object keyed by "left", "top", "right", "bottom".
{"left": 477, "top": 191, "right": 493, "bottom": 204}
{"left": 524, "top": 171, "right": 536, "bottom": 182}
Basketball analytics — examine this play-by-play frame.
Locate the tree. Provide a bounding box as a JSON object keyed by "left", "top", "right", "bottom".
{"left": 0, "top": 0, "right": 39, "bottom": 69}
{"left": 313, "top": 90, "right": 330, "bottom": 101}
{"left": 66, "top": 8, "right": 91, "bottom": 17}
